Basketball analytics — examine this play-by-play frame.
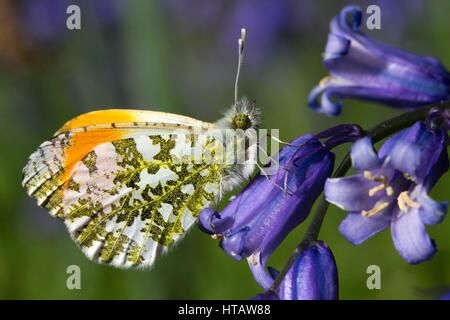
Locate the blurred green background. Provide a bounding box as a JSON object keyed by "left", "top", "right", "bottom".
{"left": 0, "top": 0, "right": 449, "bottom": 299}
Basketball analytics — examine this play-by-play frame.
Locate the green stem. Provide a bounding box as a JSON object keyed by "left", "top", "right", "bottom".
{"left": 269, "top": 100, "right": 450, "bottom": 293}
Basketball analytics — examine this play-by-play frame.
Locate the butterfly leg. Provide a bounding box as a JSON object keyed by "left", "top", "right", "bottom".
{"left": 256, "top": 162, "right": 293, "bottom": 196}
{"left": 257, "top": 143, "right": 288, "bottom": 171}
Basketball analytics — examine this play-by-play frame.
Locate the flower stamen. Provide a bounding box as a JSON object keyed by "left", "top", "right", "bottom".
{"left": 211, "top": 234, "right": 224, "bottom": 240}
{"left": 364, "top": 170, "right": 385, "bottom": 182}
{"left": 361, "top": 201, "right": 389, "bottom": 217}
{"left": 249, "top": 254, "right": 258, "bottom": 266}
{"left": 319, "top": 76, "right": 332, "bottom": 87}
{"left": 368, "top": 183, "right": 385, "bottom": 196}
{"left": 403, "top": 173, "right": 416, "bottom": 181}
{"left": 397, "top": 191, "right": 420, "bottom": 212}
{"left": 386, "top": 186, "right": 394, "bottom": 196}
{"left": 364, "top": 171, "right": 392, "bottom": 197}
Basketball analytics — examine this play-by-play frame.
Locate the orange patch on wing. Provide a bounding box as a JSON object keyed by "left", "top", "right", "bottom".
{"left": 59, "top": 129, "right": 128, "bottom": 186}
{"left": 55, "top": 110, "right": 144, "bottom": 186}
{"left": 55, "top": 110, "right": 143, "bottom": 135}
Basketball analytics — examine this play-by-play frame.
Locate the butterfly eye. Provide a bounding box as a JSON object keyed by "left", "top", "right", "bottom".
{"left": 232, "top": 113, "right": 251, "bottom": 129}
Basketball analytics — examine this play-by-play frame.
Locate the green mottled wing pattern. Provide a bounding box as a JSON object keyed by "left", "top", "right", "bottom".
{"left": 26, "top": 132, "right": 221, "bottom": 268}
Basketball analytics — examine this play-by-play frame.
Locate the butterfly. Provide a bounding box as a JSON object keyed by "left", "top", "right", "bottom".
{"left": 22, "top": 29, "right": 264, "bottom": 268}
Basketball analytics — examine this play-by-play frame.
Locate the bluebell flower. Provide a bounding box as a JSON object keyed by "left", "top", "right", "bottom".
{"left": 279, "top": 241, "right": 338, "bottom": 300}
{"left": 308, "top": 5, "right": 450, "bottom": 116}
{"left": 250, "top": 241, "right": 338, "bottom": 300}
{"left": 325, "top": 121, "right": 449, "bottom": 264}
{"left": 427, "top": 107, "right": 450, "bottom": 132}
{"left": 198, "top": 135, "right": 335, "bottom": 277}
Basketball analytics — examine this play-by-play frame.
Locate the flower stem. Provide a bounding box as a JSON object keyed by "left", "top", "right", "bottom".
{"left": 269, "top": 100, "right": 450, "bottom": 292}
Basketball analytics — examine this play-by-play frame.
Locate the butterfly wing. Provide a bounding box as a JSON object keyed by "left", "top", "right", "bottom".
{"left": 22, "top": 109, "right": 222, "bottom": 268}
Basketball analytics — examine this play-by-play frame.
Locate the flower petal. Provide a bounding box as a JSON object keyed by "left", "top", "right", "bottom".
{"left": 248, "top": 251, "right": 275, "bottom": 290}
{"left": 308, "top": 85, "right": 342, "bottom": 116}
{"left": 197, "top": 208, "right": 234, "bottom": 235}
{"left": 338, "top": 209, "right": 391, "bottom": 245}
{"left": 279, "top": 241, "right": 338, "bottom": 300}
{"left": 256, "top": 145, "right": 334, "bottom": 264}
{"left": 219, "top": 137, "right": 334, "bottom": 262}
{"left": 413, "top": 189, "right": 448, "bottom": 225}
{"left": 422, "top": 137, "right": 449, "bottom": 190}
{"left": 350, "top": 137, "right": 381, "bottom": 171}
{"left": 384, "top": 139, "right": 420, "bottom": 179}
{"left": 324, "top": 33, "right": 350, "bottom": 59}
{"left": 325, "top": 175, "right": 384, "bottom": 212}
{"left": 331, "top": 5, "right": 362, "bottom": 36}
{"left": 380, "top": 121, "right": 449, "bottom": 184}
{"left": 391, "top": 207, "right": 436, "bottom": 264}
{"left": 320, "top": 89, "right": 343, "bottom": 117}
{"left": 219, "top": 228, "right": 247, "bottom": 261}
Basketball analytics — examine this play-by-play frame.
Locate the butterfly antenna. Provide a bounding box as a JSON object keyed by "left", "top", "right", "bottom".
{"left": 235, "top": 28, "right": 247, "bottom": 110}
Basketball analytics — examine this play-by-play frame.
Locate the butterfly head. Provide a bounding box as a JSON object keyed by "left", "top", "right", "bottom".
{"left": 231, "top": 97, "right": 262, "bottom": 131}
{"left": 232, "top": 113, "right": 250, "bottom": 130}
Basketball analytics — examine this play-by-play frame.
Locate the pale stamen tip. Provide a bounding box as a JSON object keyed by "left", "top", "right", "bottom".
{"left": 364, "top": 170, "right": 375, "bottom": 180}
{"left": 386, "top": 186, "right": 394, "bottom": 196}
{"left": 397, "top": 191, "right": 420, "bottom": 212}
{"left": 403, "top": 173, "right": 416, "bottom": 182}
{"left": 319, "top": 76, "right": 332, "bottom": 87}
{"left": 249, "top": 254, "right": 258, "bottom": 266}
